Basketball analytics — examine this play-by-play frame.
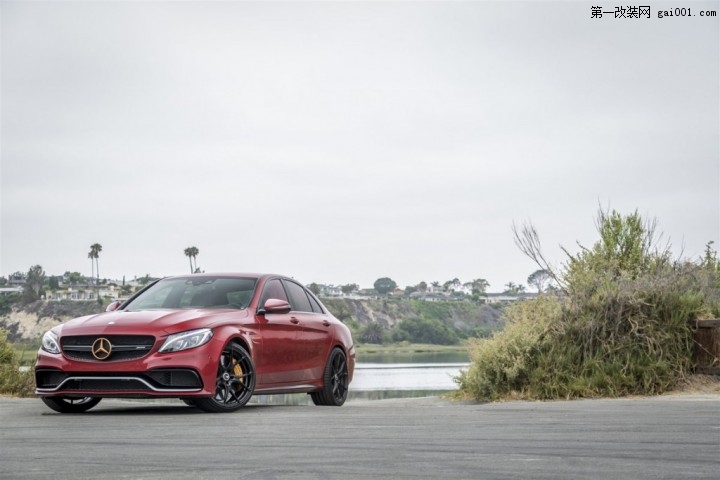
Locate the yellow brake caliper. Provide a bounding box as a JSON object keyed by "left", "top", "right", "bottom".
{"left": 232, "top": 359, "right": 244, "bottom": 390}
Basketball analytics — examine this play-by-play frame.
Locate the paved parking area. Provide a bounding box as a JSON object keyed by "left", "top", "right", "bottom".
{"left": 1, "top": 394, "right": 718, "bottom": 479}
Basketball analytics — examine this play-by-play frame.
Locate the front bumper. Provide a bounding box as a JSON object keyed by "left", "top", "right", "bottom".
{"left": 35, "top": 369, "right": 203, "bottom": 395}
{"left": 35, "top": 337, "right": 226, "bottom": 398}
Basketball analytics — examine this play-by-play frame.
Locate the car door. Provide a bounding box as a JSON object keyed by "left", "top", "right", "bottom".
{"left": 254, "top": 278, "right": 304, "bottom": 385}
{"left": 282, "top": 280, "right": 334, "bottom": 381}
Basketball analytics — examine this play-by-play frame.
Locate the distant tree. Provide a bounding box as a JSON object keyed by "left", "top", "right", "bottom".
{"left": 48, "top": 276, "right": 60, "bottom": 290}
{"left": 184, "top": 246, "right": 199, "bottom": 273}
{"left": 88, "top": 243, "right": 102, "bottom": 285}
{"left": 417, "top": 281, "right": 428, "bottom": 293}
{"left": 443, "top": 278, "right": 461, "bottom": 291}
{"left": 138, "top": 275, "right": 153, "bottom": 286}
{"left": 472, "top": 278, "right": 490, "bottom": 295}
{"left": 88, "top": 251, "right": 95, "bottom": 283}
{"left": 404, "top": 285, "right": 418, "bottom": 296}
{"left": 24, "top": 265, "right": 45, "bottom": 301}
{"left": 527, "top": 269, "right": 552, "bottom": 293}
{"left": 9, "top": 272, "right": 25, "bottom": 283}
{"left": 120, "top": 284, "right": 133, "bottom": 295}
{"left": 358, "top": 322, "right": 386, "bottom": 344}
{"left": 0, "top": 277, "right": 6, "bottom": 286}
{"left": 308, "top": 283, "right": 321, "bottom": 295}
{"left": 65, "top": 271, "right": 84, "bottom": 285}
{"left": 341, "top": 283, "right": 359, "bottom": 295}
{"left": 471, "top": 278, "right": 490, "bottom": 298}
{"left": 503, "top": 282, "right": 526, "bottom": 295}
{"left": 373, "top": 277, "right": 397, "bottom": 295}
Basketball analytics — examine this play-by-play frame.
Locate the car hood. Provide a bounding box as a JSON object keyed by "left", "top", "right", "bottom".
{"left": 56, "top": 308, "right": 250, "bottom": 337}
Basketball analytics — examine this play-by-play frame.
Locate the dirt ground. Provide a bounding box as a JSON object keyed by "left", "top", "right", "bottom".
{"left": 668, "top": 374, "right": 720, "bottom": 395}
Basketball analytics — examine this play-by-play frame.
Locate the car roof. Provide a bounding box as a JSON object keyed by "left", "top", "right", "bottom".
{"left": 164, "top": 273, "right": 286, "bottom": 281}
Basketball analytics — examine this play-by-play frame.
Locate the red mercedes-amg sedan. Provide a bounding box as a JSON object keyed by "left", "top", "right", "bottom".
{"left": 35, "top": 273, "right": 355, "bottom": 413}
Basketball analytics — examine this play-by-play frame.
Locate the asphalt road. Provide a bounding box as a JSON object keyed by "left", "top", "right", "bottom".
{"left": 1, "top": 394, "right": 718, "bottom": 480}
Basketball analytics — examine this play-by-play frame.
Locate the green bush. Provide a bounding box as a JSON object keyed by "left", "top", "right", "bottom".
{"left": 457, "top": 209, "right": 720, "bottom": 401}
{"left": 0, "top": 293, "right": 20, "bottom": 315}
{"left": 529, "top": 269, "right": 703, "bottom": 399}
{"left": 0, "top": 330, "right": 35, "bottom": 397}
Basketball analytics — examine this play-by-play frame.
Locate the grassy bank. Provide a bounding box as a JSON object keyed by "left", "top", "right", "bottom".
{"left": 356, "top": 342, "right": 469, "bottom": 355}
{"left": 355, "top": 342, "right": 471, "bottom": 364}
{"left": 13, "top": 347, "right": 38, "bottom": 366}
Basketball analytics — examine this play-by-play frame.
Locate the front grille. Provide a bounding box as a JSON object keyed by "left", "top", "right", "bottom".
{"left": 61, "top": 335, "right": 156, "bottom": 362}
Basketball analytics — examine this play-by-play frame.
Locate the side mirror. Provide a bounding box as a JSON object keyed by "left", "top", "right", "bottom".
{"left": 259, "top": 298, "right": 292, "bottom": 315}
{"left": 105, "top": 300, "right": 122, "bottom": 312}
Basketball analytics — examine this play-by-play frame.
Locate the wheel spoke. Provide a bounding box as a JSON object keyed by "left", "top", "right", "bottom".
{"left": 229, "top": 378, "right": 250, "bottom": 395}
{"left": 213, "top": 350, "right": 254, "bottom": 405}
{"left": 333, "top": 376, "right": 347, "bottom": 393}
{"left": 331, "top": 357, "right": 348, "bottom": 400}
{"left": 198, "top": 345, "right": 256, "bottom": 411}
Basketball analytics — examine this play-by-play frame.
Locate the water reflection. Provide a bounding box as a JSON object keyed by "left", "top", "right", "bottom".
{"left": 352, "top": 363, "right": 467, "bottom": 391}
{"left": 248, "top": 357, "right": 470, "bottom": 406}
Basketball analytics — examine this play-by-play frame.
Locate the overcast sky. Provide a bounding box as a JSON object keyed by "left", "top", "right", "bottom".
{"left": 1, "top": 1, "right": 718, "bottom": 291}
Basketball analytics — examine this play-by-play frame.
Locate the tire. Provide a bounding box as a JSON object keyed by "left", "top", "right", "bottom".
{"left": 311, "top": 348, "right": 349, "bottom": 406}
{"left": 195, "top": 342, "right": 255, "bottom": 413}
{"left": 41, "top": 397, "right": 101, "bottom": 413}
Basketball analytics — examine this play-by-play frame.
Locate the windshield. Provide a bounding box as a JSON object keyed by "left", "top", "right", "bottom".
{"left": 124, "top": 277, "right": 257, "bottom": 311}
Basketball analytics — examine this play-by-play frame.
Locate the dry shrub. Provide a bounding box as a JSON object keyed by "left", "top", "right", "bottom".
{"left": 0, "top": 330, "right": 36, "bottom": 397}
{"left": 455, "top": 297, "right": 560, "bottom": 400}
{"left": 458, "top": 209, "right": 720, "bottom": 401}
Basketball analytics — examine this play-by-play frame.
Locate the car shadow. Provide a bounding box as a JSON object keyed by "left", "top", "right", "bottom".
{"left": 41, "top": 402, "right": 306, "bottom": 416}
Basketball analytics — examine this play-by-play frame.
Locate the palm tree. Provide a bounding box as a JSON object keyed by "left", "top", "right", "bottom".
{"left": 88, "top": 249, "right": 95, "bottom": 284}
{"left": 184, "top": 246, "right": 199, "bottom": 273}
{"left": 88, "top": 243, "right": 102, "bottom": 285}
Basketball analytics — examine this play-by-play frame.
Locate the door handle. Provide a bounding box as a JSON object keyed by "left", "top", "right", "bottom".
{"left": 290, "top": 317, "right": 300, "bottom": 324}
{"left": 322, "top": 320, "right": 331, "bottom": 327}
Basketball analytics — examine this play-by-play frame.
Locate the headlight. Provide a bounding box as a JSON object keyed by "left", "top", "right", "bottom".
{"left": 159, "top": 328, "right": 213, "bottom": 353}
{"left": 41, "top": 330, "right": 61, "bottom": 354}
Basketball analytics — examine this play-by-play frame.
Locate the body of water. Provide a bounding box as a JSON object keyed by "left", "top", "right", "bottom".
{"left": 347, "top": 350, "right": 470, "bottom": 401}
{"left": 250, "top": 360, "right": 469, "bottom": 405}
{"left": 351, "top": 362, "right": 468, "bottom": 391}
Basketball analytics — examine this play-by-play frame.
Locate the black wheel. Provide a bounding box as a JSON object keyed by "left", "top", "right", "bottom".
{"left": 195, "top": 343, "right": 255, "bottom": 413}
{"left": 41, "top": 396, "right": 101, "bottom": 413}
{"left": 311, "top": 348, "right": 349, "bottom": 406}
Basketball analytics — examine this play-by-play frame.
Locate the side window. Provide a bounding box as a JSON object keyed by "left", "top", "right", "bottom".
{"left": 282, "top": 280, "right": 313, "bottom": 313}
{"left": 260, "top": 279, "right": 289, "bottom": 307}
{"left": 307, "top": 293, "right": 325, "bottom": 314}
